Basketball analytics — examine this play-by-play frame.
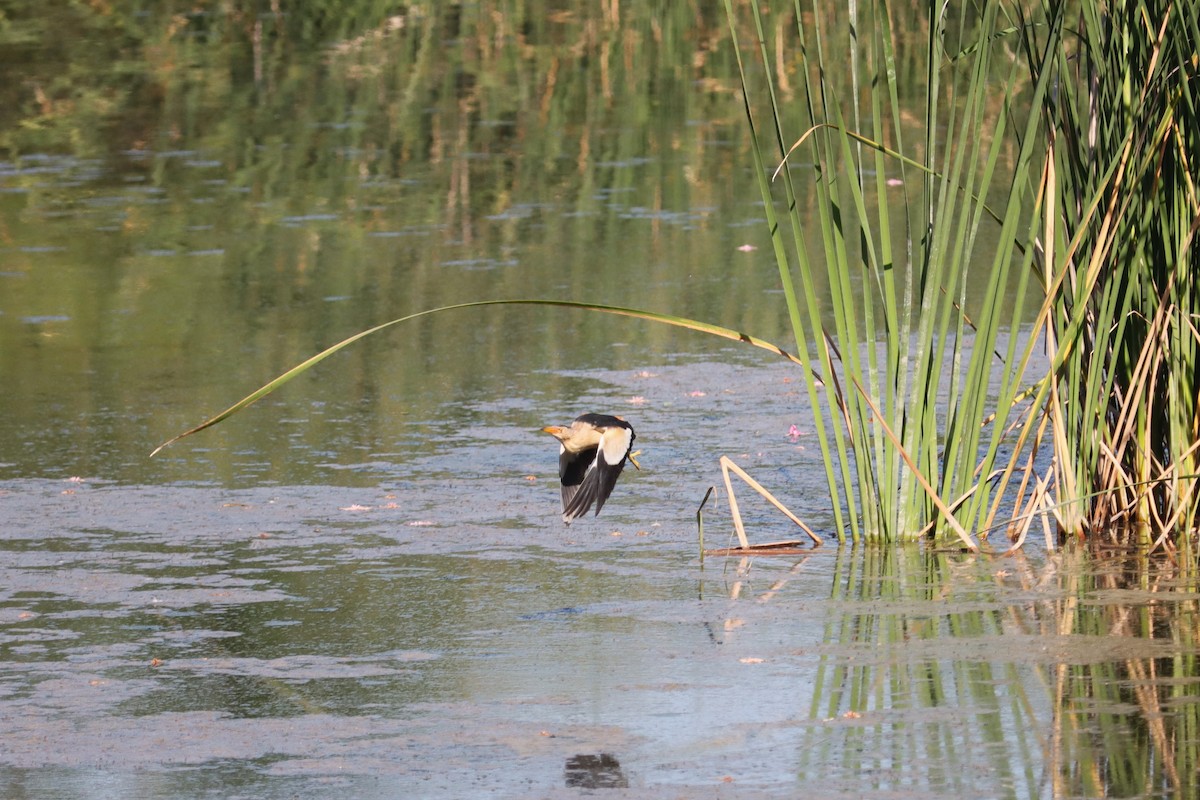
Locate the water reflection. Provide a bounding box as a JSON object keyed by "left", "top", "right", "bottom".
{"left": 564, "top": 753, "right": 629, "bottom": 789}
{"left": 793, "top": 546, "right": 1200, "bottom": 798}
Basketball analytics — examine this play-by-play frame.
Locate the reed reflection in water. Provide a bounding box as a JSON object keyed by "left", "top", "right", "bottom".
{"left": 752, "top": 546, "right": 1200, "bottom": 798}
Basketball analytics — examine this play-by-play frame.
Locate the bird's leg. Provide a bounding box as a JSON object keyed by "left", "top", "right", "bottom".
{"left": 627, "top": 450, "right": 642, "bottom": 470}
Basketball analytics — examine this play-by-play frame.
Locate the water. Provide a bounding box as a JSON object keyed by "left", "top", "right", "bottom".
{"left": 5, "top": 475, "right": 1198, "bottom": 797}
{"left": 2, "top": 4, "right": 1198, "bottom": 798}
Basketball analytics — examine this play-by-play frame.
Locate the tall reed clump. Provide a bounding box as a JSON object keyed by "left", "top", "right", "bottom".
{"left": 724, "top": 1, "right": 1061, "bottom": 547}
{"left": 1025, "top": 0, "right": 1200, "bottom": 549}
{"left": 726, "top": 0, "right": 1199, "bottom": 548}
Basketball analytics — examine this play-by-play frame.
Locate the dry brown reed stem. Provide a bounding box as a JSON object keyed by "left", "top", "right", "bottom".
{"left": 719, "top": 455, "right": 822, "bottom": 548}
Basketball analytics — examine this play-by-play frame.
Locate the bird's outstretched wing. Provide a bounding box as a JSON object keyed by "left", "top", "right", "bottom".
{"left": 558, "top": 446, "right": 594, "bottom": 519}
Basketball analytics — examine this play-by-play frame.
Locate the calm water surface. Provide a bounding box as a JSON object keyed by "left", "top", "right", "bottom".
{"left": 2, "top": 4, "right": 1198, "bottom": 798}
{"left": 4, "top": 471, "right": 1198, "bottom": 798}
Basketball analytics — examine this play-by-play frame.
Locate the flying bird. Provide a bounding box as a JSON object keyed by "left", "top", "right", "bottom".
{"left": 542, "top": 413, "right": 639, "bottom": 524}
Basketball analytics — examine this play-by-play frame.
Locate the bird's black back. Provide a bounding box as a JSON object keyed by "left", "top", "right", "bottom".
{"left": 574, "top": 413, "right": 634, "bottom": 434}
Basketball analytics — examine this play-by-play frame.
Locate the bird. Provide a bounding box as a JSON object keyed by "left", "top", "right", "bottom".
{"left": 542, "top": 413, "right": 639, "bottom": 524}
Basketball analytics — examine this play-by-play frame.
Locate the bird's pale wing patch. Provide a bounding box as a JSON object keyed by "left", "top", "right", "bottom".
{"left": 599, "top": 426, "right": 633, "bottom": 466}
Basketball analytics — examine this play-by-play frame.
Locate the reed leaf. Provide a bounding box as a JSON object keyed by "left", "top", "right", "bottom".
{"left": 150, "top": 299, "right": 820, "bottom": 456}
